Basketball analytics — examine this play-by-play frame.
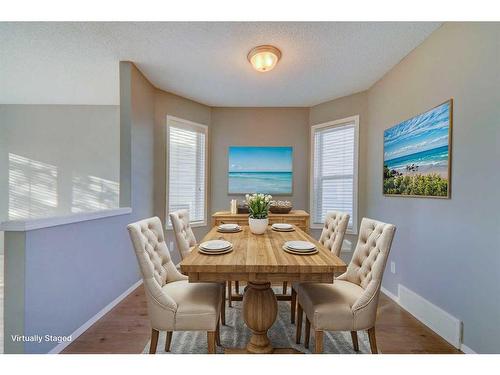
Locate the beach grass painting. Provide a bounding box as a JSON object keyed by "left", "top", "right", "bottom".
{"left": 383, "top": 100, "right": 452, "bottom": 198}
{"left": 228, "top": 146, "right": 293, "bottom": 195}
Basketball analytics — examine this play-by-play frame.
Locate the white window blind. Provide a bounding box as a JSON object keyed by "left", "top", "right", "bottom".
{"left": 311, "top": 117, "right": 358, "bottom": 233}
{"left": 167, "top": 117, "right": 207, "bottom": 227}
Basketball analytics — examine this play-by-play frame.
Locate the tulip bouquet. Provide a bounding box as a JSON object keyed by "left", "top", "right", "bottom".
{"left": 245, "top": 193, "right": 273, "bottom": 219}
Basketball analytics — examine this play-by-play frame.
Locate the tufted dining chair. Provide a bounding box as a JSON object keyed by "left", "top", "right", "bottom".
{"left": 290, "top": 211, "right": 350, "bottom": 323}
{"left": 295, "top": 218, "right": 396, "bottom": 354}
{"left": 169, "top": 209, "right": 227, "bottom": 323}
{"left": 127, "top": 217, "right": 223, "bottom": 354}
{"left": 169, "top": 209, "right": 197, "bottom": 260}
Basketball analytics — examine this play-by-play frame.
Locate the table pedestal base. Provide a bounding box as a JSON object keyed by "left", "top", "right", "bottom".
{"left": 242, "top": 281, "right": 277, "bottom": 354}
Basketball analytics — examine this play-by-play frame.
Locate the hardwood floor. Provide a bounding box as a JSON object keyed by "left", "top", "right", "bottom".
{"left": 62, "top": 284, "right": 461, "bottom": 354}
{"left": 62, "top": 286, "right": 150, "bottom": 354}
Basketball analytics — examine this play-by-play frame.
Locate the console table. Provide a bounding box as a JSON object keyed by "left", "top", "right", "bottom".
{"left": 212, "top": 210, "right": 310, "bottom": 233}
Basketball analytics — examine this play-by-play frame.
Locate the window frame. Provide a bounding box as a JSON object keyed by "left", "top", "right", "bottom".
{"left": 309, "top": 115, "right": 359, "bottom": 234}
{"left": 165, "top": 115, "right": 209, "bottom": 229}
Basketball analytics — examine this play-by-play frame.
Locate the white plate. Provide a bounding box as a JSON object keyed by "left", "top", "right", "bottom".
{"left": 272, "top": 223, "right": 293, "bottom": 230}
{"left": 218, "top": 224, "right": 240, "bottom": 231}
{"left": 199, "top": 240, "right": 233, "bottom": 251}
{"left": 282, "top": 246, "right": 318, "bottom": 256}
{"left": 199, "top": 246, "right": 233, "bottom": 255}
{"left": 199, "top": 245, "right": 232, "bottom": 253}
{"left": 272, "top": 227, "right": 295, "bottom": 232}
{"left": 199, "top": 245, "right": 232, "bottom": 252}
{"left": 217, "top": 228, "right": 242, "bottom": 233}
{"left": 284, "top": 241, "right": 316, "bottom": 251}
{"left": 284, "top": 245, "right": 316, "bottom": 253}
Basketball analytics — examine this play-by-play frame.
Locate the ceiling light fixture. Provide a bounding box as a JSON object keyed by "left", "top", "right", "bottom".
{"left": 247, "top": 45, "right": 281, "bottom": 72}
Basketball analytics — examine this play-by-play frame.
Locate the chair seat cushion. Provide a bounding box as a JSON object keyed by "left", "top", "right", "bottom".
{"left": 297, "top": 280, "right": 364, "bottom": 331}
{"left": 162, "top": 280, "right": 222, "bottom": 331}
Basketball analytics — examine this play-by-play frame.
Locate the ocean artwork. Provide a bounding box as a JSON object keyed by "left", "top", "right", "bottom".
{"left": 383, "top": 100, "right": 452, "bottom": 197}
{"left": 228, "top": 146, "right": 293, "bottom": 195}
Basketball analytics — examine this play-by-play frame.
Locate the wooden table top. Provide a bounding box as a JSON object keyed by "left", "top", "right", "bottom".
{"left": 180, "top": 225, "right": 346, "bottom": 283}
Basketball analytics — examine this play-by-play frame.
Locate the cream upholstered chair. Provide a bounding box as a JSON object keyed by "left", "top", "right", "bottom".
{"left": 295, "top": 218, "right": 396, "bottom": 354}
{"left": 170, "top": 209, "right": 230, "bottom": 315}
{"left": 290, "top": 211, "right": 350, "bottom": 323}
{"left": 169, "top": 209, "right": 197, "bottom": 260}
{"left": 317, "top": 211, "right": 351, "bottom": 256}
{"left": 127, "top": 217, "right": 223, "bottom": 354}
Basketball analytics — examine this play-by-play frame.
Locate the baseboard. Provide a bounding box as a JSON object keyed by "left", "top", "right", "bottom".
{"left": 397, "top": 284, "right": 462, "bottom": 349}
{"left": 460, "top": 343, "right": 476, "bottom": 354}
{"left": 48, "top": 279, "right": 143, "bottom": 354}
{"left": 381, "top": 286, "right": 399, "bottom": 304}
{"left": 381, "top": 283, "right": 463, "bottom": 350}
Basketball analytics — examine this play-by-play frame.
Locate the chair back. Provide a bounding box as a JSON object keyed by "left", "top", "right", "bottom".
{"left": 169, "top": 209, "right": 197, "bottom": 259}
{"left": 318, "top": 211, "right": 350, "bottom": 257}
{"left": 127, "top": 217, "right": 181, "bottom": 311}
{"left": 344, "top": 218, "right": 396, "bottom": 290}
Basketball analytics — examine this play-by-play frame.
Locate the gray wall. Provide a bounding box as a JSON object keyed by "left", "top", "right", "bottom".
{"left": 308, "top": 91, "right": 368, "bottom": 254}
{"left": 0, "top": 105, "right": 120, "bottom": 254}
{"left": 307, "top": 24, "right": 500, "bottom": 353}
{"left": 366, "top": 23, "right": 500, "bottom": 353}
{"left": 22, "top": 213, "right": 138, "bottom": 353}
{"left": 210, "top": 107, "right": 310, "bottom": 213}
{"left": 130, "top": 64, "right": 156, "bottom": 220}
{"left": 3, "top": 61, "right": 156, "bottom": 353}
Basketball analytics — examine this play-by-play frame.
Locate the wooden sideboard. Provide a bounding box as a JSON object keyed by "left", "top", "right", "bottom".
{"left": 212, "top": 210, "right": 310, "bottom": 233}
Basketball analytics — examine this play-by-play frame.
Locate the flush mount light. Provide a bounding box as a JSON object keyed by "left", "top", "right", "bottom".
{"left": 247, "top": 45, "right": 281, "bottom": 72}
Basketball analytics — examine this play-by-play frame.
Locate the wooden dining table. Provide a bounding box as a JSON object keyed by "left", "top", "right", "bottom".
{"left": 180, "top": 225, "right": 347, "bottom": 354}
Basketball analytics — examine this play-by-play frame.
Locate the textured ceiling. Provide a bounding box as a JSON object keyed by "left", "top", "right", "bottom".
{"left": 0, "top": 22, "right": 441, "bottom": 106}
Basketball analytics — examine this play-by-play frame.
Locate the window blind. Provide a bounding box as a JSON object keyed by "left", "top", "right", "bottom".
{"left": 167, "top": 118, "right": 207, "bottom": 226}
{"left": 312, "top": 121, "right": 357, "bottom": 231}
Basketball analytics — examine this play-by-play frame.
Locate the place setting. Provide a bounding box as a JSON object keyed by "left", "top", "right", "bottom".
{"left": 282, "top": 240, "right": 318, "bottom": 255}
{"left": 271, "top": 223, "right": 295, "bottom": 232}
{"left": 217, "top": 223, "right": 242, "bottom": 233}
{"left": 198, "top": 239, "right": 234, "bottom": 255}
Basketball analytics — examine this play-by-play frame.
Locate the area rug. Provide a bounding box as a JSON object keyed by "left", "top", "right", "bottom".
{"left": 143, "top": 293, "right": 372, "bottom": 354}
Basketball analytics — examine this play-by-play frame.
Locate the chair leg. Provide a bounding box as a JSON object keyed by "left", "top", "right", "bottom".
{"left": 282, "top": 281, "right": 288, "bottom": 295}
{"left": 350, "top": 331, "right": 359, "bottom": 352}
{"left": 221, "top": 283, "right": 226, "bottom": 325}
{"left": 314, "top": 330, "right": 324, "bottom": 354}
{"left": 216, "top": 321, "right": 221, "bottom": 346}
{"left": 304, "top": 318, "right": 311, "bottom": 349}
{"left": 367, "top": 327, "right": 378, "bottom": 354}
{"left": 165, "top": 331, "right": 173, "bottom": 352}
{"left": 290, "top": 288, "right": 297, "bottom": 324}
{"left": 149, "top": 329, "right": 159, "bottom": 354}
{"left": 235, "top": 281, "right": 240, "bottom": 294}
{"left": 295, "top": 303, "right": 303, "bottom": 344}
{"left": 227, "top": 281, "right": 232, "bottom": 307}
{"left": 207, "top": 331, "right": 216, "bottom": 354}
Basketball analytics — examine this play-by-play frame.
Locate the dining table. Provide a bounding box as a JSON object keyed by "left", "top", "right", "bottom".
{"left": 180, "top": 224, "right": 347, "bottom": 354}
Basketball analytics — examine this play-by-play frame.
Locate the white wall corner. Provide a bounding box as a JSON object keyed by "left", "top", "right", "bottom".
{"left": 48, "top": 279, "right": 143, "bottom": 354}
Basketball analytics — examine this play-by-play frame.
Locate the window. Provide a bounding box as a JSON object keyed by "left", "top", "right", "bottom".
{"left": 166, "top": 116, "right": 208, "bottom": 227}
{"left": 310, "top": 116, "right": 359, "bottom": 233}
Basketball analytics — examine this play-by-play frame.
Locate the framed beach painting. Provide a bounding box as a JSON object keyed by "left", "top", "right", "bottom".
{"left": 228, "top": 146, "right": 293, "bottom": 195}
{"left": 383, "top": 99, "right": 453, "bottom": 198}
